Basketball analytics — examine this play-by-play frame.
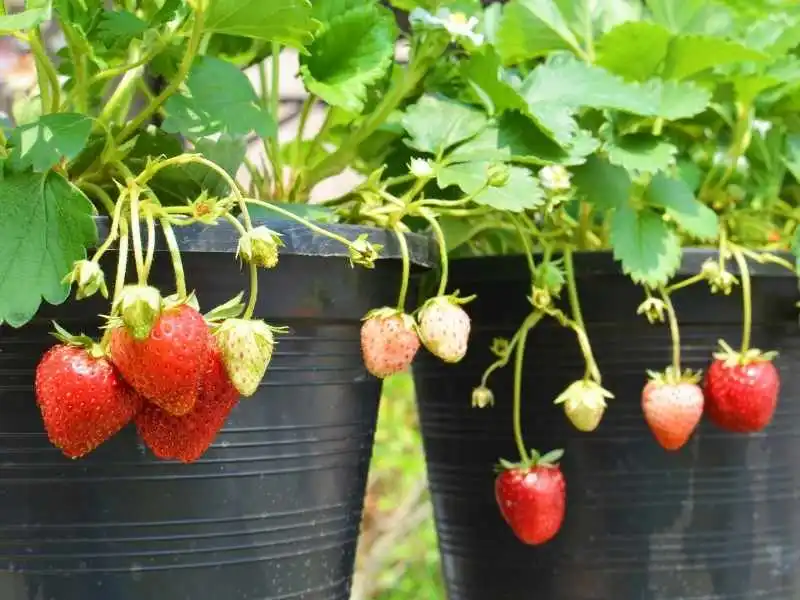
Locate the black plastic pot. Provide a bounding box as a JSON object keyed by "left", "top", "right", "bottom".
{"left": 0, "top": 219, "right": 433, "bottom": 600}
{"left": 414, "top": 251, "right": 800, "bottom": 600}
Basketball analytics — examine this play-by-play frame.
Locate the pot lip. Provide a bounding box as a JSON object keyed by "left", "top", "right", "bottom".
{"left": 94, "top": 216, "right": 437, "bottom": 268}
{"left": 449, "top": 248, "right": 797, "bottom": 281}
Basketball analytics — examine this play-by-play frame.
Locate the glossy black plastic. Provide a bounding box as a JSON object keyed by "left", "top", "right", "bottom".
{"left": 415, "top": 251, "right": 800, "bottom": 600}
{"left": 0, "top": 219, "right": 433, "bottom": 600}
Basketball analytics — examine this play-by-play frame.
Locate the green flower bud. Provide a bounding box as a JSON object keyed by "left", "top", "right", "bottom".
{"left": 486, "top": 163, "right": 510, "bottom": 187}
{"left": 472, "top": 386, "right": 495, "bottom": 408}
{"left": 237, "top": 226, "right": 283, "bottom": 269}
{"left": 63, "top": 260, "right": 108, "bottom": 300}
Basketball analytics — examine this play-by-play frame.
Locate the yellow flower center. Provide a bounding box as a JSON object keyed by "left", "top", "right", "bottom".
{"left": 449, "top": 12, "right": 468, "bottom": 25}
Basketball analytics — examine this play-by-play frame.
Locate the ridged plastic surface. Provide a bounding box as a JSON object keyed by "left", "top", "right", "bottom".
{"left": 0, "top": 221, "right": 431, "bottom": 600}
{"left": 415, "top": 252, "right": 800, "bottom": 600}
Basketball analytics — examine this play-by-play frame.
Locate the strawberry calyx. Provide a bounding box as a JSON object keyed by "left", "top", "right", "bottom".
{"left": 50, "top": 321, "right": 106, "bottom": 359}
{"left": 713, "top": 338, "right": 778, "bottom": 367}
{"left": 646, "top": 366, "right": 702, "bottom": 386}
{"left": 362, "top": 306, "right": 415, "bottom": 327}
{"left": 163, "top": 291, "right": 200, "bottom": 312}
{"left": 553, "top": 379, "right": 613, "bottom": 407}
{"left": 204, "top": 293, "right": 246, "bottom": 325}
{"left": 113, "top": 284, "right": 163, "bottom": 340}
{"left": 494, "top": 448, "right": 564, "bottom": 474}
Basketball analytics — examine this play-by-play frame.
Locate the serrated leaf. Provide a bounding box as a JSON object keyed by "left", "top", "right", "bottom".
{"left": 402, "top": 95, "right": 488, "bottom": 156}
{"left": 0, "top": 172, "right": 98, "bottom": 327}
{"left": 744, "top": 15, "right": 800, "bottom": 56}
{"left": 162, "top": 56, "right": 276, "bottom": 139}
{"left": 645, "top": 173, "right": 719, "bottom": 242}
{"left": 186, "top": 135, "right": 247, "bottom": 196}
{"left": 663, "top": 36, "right": 768, "bottom": 80}
{"left": 93, "top": 10, "right": 147, "bottom": 48}
{"left": 299, "top": 4, "right": 396, "bottom": 113}
{"left": 494, "top": 0, "right": 576, "bottom": 64}
{"left": 437, "top": 162, "right": 544, "bottom": 212}
{"left": 448, "top": 112, "right": 597, "bottom": 165}
{"left": 610, "top": 205, "right": 681, "bottom": 287}
{"left": 596, "top": 21, "right": 672, "bottom": 82}
{"left": 0, "top": 0, "right": 51, "bottom": 30}
{"left": 642, "top": 79, "right": 711, "bottom": 120}
{"left": 645, "top": 0, "right": 734, "bottom": 36}
{"left": 462, "top": 48, "right": 527, "bottom": 115}
{"left": 204, "top": 0, "right": 317, "bottom": 49}
{"left": 9, "top": 113, "right": 92, "bottom": 171}
{"left": 571, "top": 155, "right": 631, "bottom": 211}
{"left": 606, "top": 134, "right": 677, "bottom": 174}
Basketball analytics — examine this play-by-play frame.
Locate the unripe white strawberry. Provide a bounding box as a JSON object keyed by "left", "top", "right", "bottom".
{"left": 214, "top": 318, "right": 279, "bottom": 396}
{"left": 360, "top": 307, "right": 420, "bottom": 379}
{"left": 417, "top": 295, "right": 471, "bottom": 363}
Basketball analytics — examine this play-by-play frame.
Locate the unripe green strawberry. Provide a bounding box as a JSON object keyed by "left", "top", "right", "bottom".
{"left": 214, "top": 318, "right": 281, "bottom": 397}
{"left": 417, "top": 295, "right": 472, "bottom": 363}
{"left": 236, "top": 226, "right": 283, "bottom": 269}
{"left": 554, "top": 380, "right": 613, "bottom": 432}
{"left": 360, "top": 307, "right": 420, "bottom": 378}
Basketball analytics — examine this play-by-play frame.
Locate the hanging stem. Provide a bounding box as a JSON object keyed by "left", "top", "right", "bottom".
{"left": 128, "top": 188, "right": 146, "bottom": 284}
{"left": 393, "top": 226, "right": 411, "bottom": 311}
{"left": 512, "top": 311, "right": 543, "bottom": 465}
{"left": 268, "top": 44, "right": 284, "bottom": 198}
{"left": 564, "top": 249, "right": 599, "bottom": 382}
{"left": 112, "top": 219, "right": 130, "bottom": 307}
{"left": 221, "top": 213, "right": 258, "bottom": 320}
{"left": 419, "top": 209, "right": 448, "bottom": 297}
{"left": 92, "top": 197, "right": 126, "bottom": 263}
{"left": 159, "top": 218, "right": 187, "bottom": 299}
{"left": 509, "top": 215, "right": 536, "bottom": 278}
{"left": 143, "top": 207, "right": 156, "bottom": 278}
{"left": 730, "top": 246, "right": 753, "bottom": 354}
{"left": 658, "top": 286, "right": 682, "bottom": 376}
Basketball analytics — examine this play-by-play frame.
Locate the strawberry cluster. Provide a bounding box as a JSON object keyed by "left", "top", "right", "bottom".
{"left": 34, "top": 294, "right": 276, "bottom": 463}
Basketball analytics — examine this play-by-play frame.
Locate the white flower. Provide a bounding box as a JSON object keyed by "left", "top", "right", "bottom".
{"left": 539, "top": 165, "right": 571, "bottom": 191}
{"left": 409, "top": 8, "right": 484, "bottom": 46}
{"left": 752, "top": 119, "right": 772, "bottom": 137}
{"left": 408, "top": 157, "right": 434, "bottom": 178}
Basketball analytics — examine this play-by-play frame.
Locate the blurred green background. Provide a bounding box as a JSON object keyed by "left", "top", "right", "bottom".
{"left": 350, "top": 372, "right": 446, "bottom": 600}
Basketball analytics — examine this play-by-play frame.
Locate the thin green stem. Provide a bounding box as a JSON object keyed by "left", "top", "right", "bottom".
{"left": 92, "top": 197, "right": 126, "bottom": 262}
{"left": 512, "top": 311, "right": 543, "bottom": 464}
{"left": 79, "top": 182, "right": 116, "bottom": 216}
{"left": 0, "top": 1, "right": 6, "bottom": 16}
{"left": 509, "top": 215, "right": 536, "bottom": 278}
{"left": 62, "top": 23, "right": 88, "bottom": 112}
{"left": 28, "top": 28, "right": 58, "bottom": 113}
{"left": 247, "top": 198, "right": 356, "bottom": 249}
{"left": 99, "top": 61, "right": 143, "bottom": 124}
{"left": 128, "top": 189, "right": 146, "bottom": 284}
{"left": 393, "top": 226, "right": 411, "bottom": 311}
{"left": 658, "top": 286, "right": 682, "bottom": 375}
{"left": 243, "top": 262, "right": 259, "bottom": 320}
{"left": 268, "top": 44, "right": 284, "bottom": 198}
{"left": 564, "top": 248, "right": 599, "bottom": 382}
{"left": 159, "top": 218, "right": 187, "bottom": 299}
{"left": 666, "top": 273, "right": 705, "bottom": 294}
{"left": 420, "top": 209, "right": 448, "bottom": 297}
{"left": 112, "top": 219, "right": 130, "bottom": 306}
{"left": 115, "top": 10, "right": 205, "bottom": 144}
{"left": 730, "top": 247, "right": 753, "bottom": 353}
{"left": 290, "top": 94, "right": 315, "bottom": 192}
{"left": 143, "top": 208, "right": 156, "bottom": 279}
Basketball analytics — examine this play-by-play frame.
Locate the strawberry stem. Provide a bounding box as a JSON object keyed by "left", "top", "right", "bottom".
{"left": 480, "top": 312, "right": 543, "bottom": 388}
{"left": 512, "top": 311, "right": 542, "bottom": 465}
{"left": 160, "top": 218, "right": 187, "bottom": 300}
{"left": 91, "top": 195, "right": 126, "bottom": 263}
{"left": 658, "top": 286, "right": 681, "bottom": 376}
{"left": 420, "top": 208, "right": 449, "bottom": 297}
{"left": 509, "top": 215, "right": 536, "bottom": 278}
{"left": 112, "top": 219, "right": 130, "bottom": 307}
{"left": 730, "top": 246, "right": 752, "bottom": 354}
{"left": 128, "top": 187, "right": 146, "bottom": 285}
{"left": 143, "top": 206, "right": 156, "bottom": 279}
{"left": 564, "top": 249, "right": 599, "bottom": 382}
{"left": 393, "top": 225, "right": 411, "bottom": 310}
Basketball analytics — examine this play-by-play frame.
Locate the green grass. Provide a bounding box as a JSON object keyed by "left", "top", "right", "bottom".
{"left": 351, "top": 372, "right": 445, "bottom": 600}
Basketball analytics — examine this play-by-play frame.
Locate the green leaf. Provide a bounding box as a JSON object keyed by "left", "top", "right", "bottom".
{"left": 162, "top": 56, "right": 276, "bottom": 139}
{"left": 9, "top": 113, "right": 92, "bottom": 171}
{"left": 204, "top": 0, "right": 316, "bottom": 48}
{"left": 246, "top": 201, "right": 340, "bottom": 224}
{"left": 610, "top": 205, "right": 681, "bottom": 287}
{"left": 462, "top": 48, "right": 527, "bottom": 115}
{"left": 93, "top": 9, "right": 148, "bottom": 48}
{"left": 186, "top": 135, "right": 248, "bottom": 197}
{"left": 645, "top": 173, "right": 719, "bottom": 241}
{"left": 571, "top": 155, "right": 631, "bottom": 211}
{"left": 0, "top": 0, "right": 51, "bottom": 30}
{"left": 299, "top": 3, "right": 396, "bottom": 113}
{"left": 645, "top": 0, "right": 734, "bottom": 36}
{"left": 606, "top": 134, "right": 677, "bottom": 174}
{"left": 642, "top": 79, "right": 711, "bottom": 120}
{"left": 437, "top": 162, "right": 544, "bottom": 212}
{"left": 791, "top": 228, "right": 800, "bottom": 275}
{"left": 784, "top": 133, "right": 800, "bottom": 182}
{"left": 402, "top": 95, "right": 488, "bottom": 156}
{"left": 448, "top": 112, "right": 598, "bottom": 166}
{"left": 494, "top": 0, "right": 578, "bottom": 64}
{"left": 0, "top": 172, "right": 98, "bottom": 327}
{"left": 598, "top": 20, "right": 768, "bottom": 83}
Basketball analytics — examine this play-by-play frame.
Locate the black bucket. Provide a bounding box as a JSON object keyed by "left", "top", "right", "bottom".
{"left": 414, "top": 251, "right": 800, "bottom": 600}
{"left": 0, "top": 219, "right": 433, "bottom": 600}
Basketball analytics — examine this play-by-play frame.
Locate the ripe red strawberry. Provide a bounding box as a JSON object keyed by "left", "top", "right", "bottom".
{"left": 110, "top": 303, "right": 212, "bottom": 416}
{"left": 136, "top": 344, "right": 240, "bottom": 463}
{"left": 35, "top": 340, "right": 143, "bottom": 459}
{"left": 495, "top": 449, "right": 566, "bottom": 546}
{"left": 642, "top": 369, "right": 704, "bottom": 451}
{"left": 704, "top": 341, "right": 779, "bottom": 433}
{"left": 417, "top": 294, "right": 472, "bottom": 363}
{"left": 360, "top": 307, "right": 420, "bottom": 378}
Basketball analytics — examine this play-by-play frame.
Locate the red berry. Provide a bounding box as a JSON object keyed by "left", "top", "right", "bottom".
{"left": 704, "top": 358, "right": 779, "bottom": 433}
{"left": 136, "top": 344, "right": 240, "bottom": 463}
{"left": 110, "top": 304, "right": 212, "bottom": 416}
{"left": 360, "top": 308, "right": 420, "bottom": 379}
{"left": 495, "top": 460, "right": 566, "bottom": 545}
{"left": 642, "top": 379, "right": 704, "bottom": 451}
{"left": 35, "top": 345, "right": 143, "bottom": 458}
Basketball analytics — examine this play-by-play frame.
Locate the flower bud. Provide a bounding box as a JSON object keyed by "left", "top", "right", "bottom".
{"left": 472, "top": 386, "right": 495, "bottom": 408}
{"left": 237, "top": 226, "right": 283, "bottom": 269}
{"left": 63, "top": 260, "right": 108, "bottom": 300}
{"left": 486, "top": 163, "right": 510, "bottom": 187}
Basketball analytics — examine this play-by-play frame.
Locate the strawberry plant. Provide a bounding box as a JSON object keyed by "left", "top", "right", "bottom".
{"left": 0, "top": 0, "right": 478, "bottom": 464}
{"left": 343, "top": 0, "right": 800, "bottom": 551}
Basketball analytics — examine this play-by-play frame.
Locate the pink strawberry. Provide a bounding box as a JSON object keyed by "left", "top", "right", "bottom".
{"left": 642, "top": 369, "right": 704, "bottom": 451}
{"left": 360, "top": 307, "right": 420, "bottom": 378}
{"left": 417, "top": 294, "right": 472, "bottom": 363}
